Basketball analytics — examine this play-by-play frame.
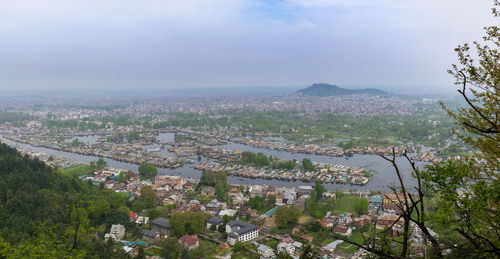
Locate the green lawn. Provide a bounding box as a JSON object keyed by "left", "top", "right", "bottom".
{"left": 332, "top": 195, "right": 359, "bottom": 215}
{"left": 320, "top": 236, "right": 336, "bottom": 245}
{"left": 244, "top": 243, "right": 258, "bottom": 251}
{"left": 261, "top": 238, "right": 279, "bottom": 248}
{"left": 336, "top": 229, "right": 364, "bottom": 254}
{"left": 59, "top": 164, "right": 93, "bottom": 177}
{"left": 145, "top": 247, "right": 162, "bottom": 256}
{"left": 189, "top": 239, "right": 217, "bottom": 258}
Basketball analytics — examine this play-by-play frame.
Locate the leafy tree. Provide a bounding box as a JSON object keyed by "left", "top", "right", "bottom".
{"left": 246, "top": 196, "right": 265, "bottom": 210}
{"left": 0, "top": 143, "right": 130, "bottom": 257}
{"left": 88, "top": 199, "right": 111, "bottom": 223}
{"left": 218, "top": 224, "right": 225, "bottom": 233}
{"left": 308, "top": 220, "right": 321, "bottom": 232}
{"left": 126, "top": 132, "right": 140, "bottom": 142}
{"left": 423, "top": 160, "right": 500, "bottom": 256}
{"left": 267, "top": 196, "right": 276, "bottom": 208}
{"left": 215, "top": 181, "right": 226, "bottom": 200}
{"left": 170, "top": 211, "right": 205, "bottom": 237}
{"left": 119, "top": 171, "right": 125, "bottom": 183}
{"left": 275, "top": 206, "right": 301, "bottom": 230}
{"left": 200, "top": 171, "right": 228, "bottom": 199}
{"left": 232, "top": 241, "right": 244, "bottom": 252}
{"left": 96, "top": 158, "right": 107, "bottom": 170}
{"left": 442, "top": 9, "right": 499, "bottom": 168}
{"left": 139, "top": 186, "right": 156, "bottom": 209}
{"left": 138, "top": 162, "right": 158, "bottom": 180}
{"left": 241, "top": 151, "right": 270, "bottom": 167}
{"left": 136, "top": 246, "right": 145, "bottom": 259}
{"left": 353, "top": 198, "right": 369, "bottom": 215}
{"left": 301, "top": 158, "right": 315, "bottom": 171}
{"left": 435, "top": 3, "right": 500, "bottom": 256}
{"left": 313, "top": 181, "right": 325, "bottom": 202}
{"left": 161, "top": 238, "right": 182, "bottom": 259}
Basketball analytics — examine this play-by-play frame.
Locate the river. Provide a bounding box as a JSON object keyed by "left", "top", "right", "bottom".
{"left": 0, "top": 133, "right": 425, "bottom": 191}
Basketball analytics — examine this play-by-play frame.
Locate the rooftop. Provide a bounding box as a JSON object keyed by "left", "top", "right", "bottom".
{"left": 151, "top": 217, "right": 170, "bottom": 228}
{"left": 227, "top": 220, "right": 259, "bottom": 236}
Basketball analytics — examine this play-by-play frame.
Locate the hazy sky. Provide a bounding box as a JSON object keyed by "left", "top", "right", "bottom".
{"left": 0, "top": 0, "right": 496, "bottom": 90}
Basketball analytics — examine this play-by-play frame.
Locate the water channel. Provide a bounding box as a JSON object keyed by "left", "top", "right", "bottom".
{"left": 1, "top": 133, "right": 425, "bottom": 191}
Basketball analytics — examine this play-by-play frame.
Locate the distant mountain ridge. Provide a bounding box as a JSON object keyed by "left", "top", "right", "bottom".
{"left": 296, "top": 83, "right": 387, "bottom": 97}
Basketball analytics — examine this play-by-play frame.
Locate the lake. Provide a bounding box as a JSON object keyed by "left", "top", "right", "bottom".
{"left": 1, "top": 134, "right": 425, "bottom": 191}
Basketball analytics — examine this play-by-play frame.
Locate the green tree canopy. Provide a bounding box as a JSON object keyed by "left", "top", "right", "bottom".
{"left": 301, "top": 158, "right": 315, "bottom": 171}
{"left": 139, "top": 186, "right": 156, "bottom": 209}
{"left": 170, "top": 211, "right": 205, "bottom": 237}
{"left": 275, "top": 206, "right": 301, "bottom": 230}
{"left": 434, "top": 3, "right": 499, "bottom": 256}
{"left": 138, "top": 162, "right": 158, "bottom": 180}
{"left": 161, "top": 238, "right": 182, "bottom": 259}
{"left": 353, "top": 198, "right": 368, "bottom": 215}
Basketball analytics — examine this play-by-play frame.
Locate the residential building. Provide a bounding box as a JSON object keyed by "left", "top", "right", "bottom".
{"left": 109, "top": 224, "right": 126, "bottom": 240}
{"left": 333, "top": 224, "right": 352, "bottom": 236}
{"left": 141, "top": 229, "right": 159, "bottom": 242}
{"left": 151, "top": 217, "right": 170, "bottom": 237}
{"left": 179, "top": 235, "right": 199, "bottom": 250}
{"left": 257, "top": 244, "right": 275, "bottom": 259}
{"left": 376, "top": 213, "right": 401, "bottom": 230}
{"left": 226, "top": 220, "right": 259, "bottom": 245}
{"left": 206, "top": 217, "right": 224, "bottom": 229}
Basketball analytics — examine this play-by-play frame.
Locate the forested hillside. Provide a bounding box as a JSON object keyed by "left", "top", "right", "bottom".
{"left": 0, "top": 143, "right": 130, "bottom": 258}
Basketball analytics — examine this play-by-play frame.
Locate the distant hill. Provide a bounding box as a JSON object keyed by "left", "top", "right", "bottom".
{"left": 296, "top": 83, "right": 387, "bottom": 97}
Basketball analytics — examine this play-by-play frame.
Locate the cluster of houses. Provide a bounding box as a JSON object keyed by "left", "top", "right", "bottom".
{"left": 0, "top": 131, "right": 436, "bottom": 258}
{"left": 196, "top": 160, "right": 370, "bottom": 185}
{"left": 221, "top": 135, "right": 414, "bottom": 157}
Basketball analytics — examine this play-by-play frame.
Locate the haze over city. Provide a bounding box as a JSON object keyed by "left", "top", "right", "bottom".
{"left": 0, "top": 1, "right": 498, "bottom": 258}
{"left": 0, "top": 0, "right": 496, "bottom": 90}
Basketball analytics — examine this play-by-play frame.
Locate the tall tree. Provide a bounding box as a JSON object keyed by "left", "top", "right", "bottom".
{"left": 437, "top": 2, "right": 500, "bottom": 256}
{"left": 275, "top": 206, "right": 301, "bottom": 230}
{"left": 301, "top": 158, "right": 315, "bottom": 171}
{"left": 353, "top": 198, "right": 368, "bottom": 215}
{"left": 139, "top": 186, "right": 156, "bottom": 209}
{"left": 442, "top": 2, "right": 499, "bottom": 169}
{"left": 138, "top": 162, "right": 158, "bottom": 180}
{"left": 161, "top": 238, "right": 182, "bottom": 259}
{"left": 313, "top": 181, "right": 325, "bottom": 202}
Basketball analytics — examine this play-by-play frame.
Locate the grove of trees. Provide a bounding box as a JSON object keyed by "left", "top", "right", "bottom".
{"left": 138, "top": 162, "right": 158, "bottom": 180}
{"left": 275, "top": 206, "right": 301, "bottom": 230}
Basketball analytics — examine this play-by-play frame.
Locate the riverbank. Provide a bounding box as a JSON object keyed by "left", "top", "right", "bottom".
{"left": 0, "top": 135, "right": 423, "bottom": 191}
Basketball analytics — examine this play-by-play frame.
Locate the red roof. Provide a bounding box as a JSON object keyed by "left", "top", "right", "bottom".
{"left": 281, "top": 237, "right": 294, "bottom": 244}
{"left": 334, "top": 224, "right": 350, "bottom": 233}
{"left": 129, "top": 212, "right": 137, "bottom": 218}
{"left": 179, "top": 235, "right": 199, "bottom": 247}
{"left": 219, "top": 243, "right": 227, "bottom": 249}
{"left": 301, "top": 234, "right": 314, "bottom": 242}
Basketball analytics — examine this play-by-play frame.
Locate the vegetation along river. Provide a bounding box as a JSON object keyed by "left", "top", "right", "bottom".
{"left": 1, "top": 134, "right": 425, "bottom": 191}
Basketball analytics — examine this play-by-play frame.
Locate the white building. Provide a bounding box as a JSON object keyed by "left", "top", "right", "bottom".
{"left": 108, "top": 224, "right": 126, "bottom": 240}
{"left": 226, "top": 220, "right": 259, "bottom": 245}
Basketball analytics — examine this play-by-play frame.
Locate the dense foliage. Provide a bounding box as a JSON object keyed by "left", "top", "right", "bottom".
{"left": 241, "top": 151, "right": 270, "bottom": 168}
{"left": 0, "top": 112, "right": 31, "bottom": 123}
{"left": 0, "top": 142, "right": 130, "bottom": 257}
{"left": 138, "top": 162, "right": 158, "bottom": 180}
{"left": 199, "top": 171, "right": 229, "bottom": 200}
{"left": 275, "top": 206, "right": 301, "bottom": 230}
{"left": 169, "top": 211, "right": 206, "bottom": 237}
